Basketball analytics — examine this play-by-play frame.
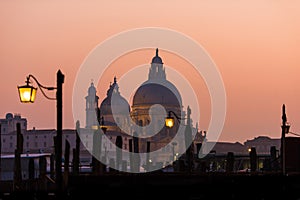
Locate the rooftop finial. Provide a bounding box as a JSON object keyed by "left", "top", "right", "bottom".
{"left": 156, "top": 48, "right": 159, "bottom": 57}
{"left": 114, "top": 76, "right": 117, "bottom": 83}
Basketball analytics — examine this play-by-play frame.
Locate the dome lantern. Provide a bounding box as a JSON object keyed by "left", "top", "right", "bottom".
{"left": 151, "top": 48, "right": 163, "bottom": 64}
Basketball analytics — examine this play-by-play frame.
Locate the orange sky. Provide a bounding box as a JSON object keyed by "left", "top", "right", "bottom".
{"left": 1, "top": 0, "right": 300, "bottom": 143}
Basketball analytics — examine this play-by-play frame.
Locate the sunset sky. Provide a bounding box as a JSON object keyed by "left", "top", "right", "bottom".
{"left": 1, "top": 0, "right": 300, "bottom": 143}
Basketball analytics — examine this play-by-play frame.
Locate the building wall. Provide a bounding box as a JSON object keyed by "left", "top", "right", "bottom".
{"left": 244, "top": 136, "right": 280, "bottom": 154}
{"left": 0, "top": 113, "right": 27, "bottom": 134}
{"left": 285, "top": 137, "right": 300, "bottom": 173}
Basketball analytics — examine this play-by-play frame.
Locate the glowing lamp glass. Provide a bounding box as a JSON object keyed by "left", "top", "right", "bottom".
{"left": 165, "top": 117, "right": 174, "bottom": 128}
{"left": 18, "top": 85, "right": 37, "bottom": 103}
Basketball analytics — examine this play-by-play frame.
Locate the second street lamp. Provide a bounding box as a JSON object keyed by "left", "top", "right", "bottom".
{"left": 17, "top": 70, "right": 64, "bottom": 193}
{"left": 165, "top": 111, "right": 182, "bottom": 128}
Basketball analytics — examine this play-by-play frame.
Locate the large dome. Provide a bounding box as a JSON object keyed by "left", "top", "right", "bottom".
{"left": 133, "top": 48, "right": 182, "bottom": 108}
{"left": 132, "top": 80, "right": 182, "bottom": 107}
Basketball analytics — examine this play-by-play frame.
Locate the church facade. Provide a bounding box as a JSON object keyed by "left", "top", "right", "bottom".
{"left": 83, "top": 49, "right": 205, "bottom": 169}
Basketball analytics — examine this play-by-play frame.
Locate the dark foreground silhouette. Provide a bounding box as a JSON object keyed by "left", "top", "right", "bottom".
{"left": 1, "top": 172, "right": 300, "bottom": 200}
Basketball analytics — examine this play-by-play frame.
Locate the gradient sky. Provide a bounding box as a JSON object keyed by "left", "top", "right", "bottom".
{"left": 1, "top": 0, "right": 300, "bottom": 143}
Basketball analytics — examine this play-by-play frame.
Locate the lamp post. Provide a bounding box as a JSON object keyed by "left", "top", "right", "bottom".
{"left": 281, "top": 104, "right": 290, "bottom": 176}
{"left": 165, "top": 107, "right": 194, "bottom": 172}
{"left": 17, "top": 70, "right": 64, "bottom": 192}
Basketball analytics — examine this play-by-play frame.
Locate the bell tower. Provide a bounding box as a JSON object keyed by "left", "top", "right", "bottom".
{"left": 85, "top": 82, "right": 99, "bottom": 128}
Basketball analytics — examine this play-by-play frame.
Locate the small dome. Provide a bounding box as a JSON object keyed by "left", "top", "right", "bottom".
{"left": 151, "top": 48, "right": 163, "bottom": 64}
{"left": 99, "top": 77, "right": 130, "bottom": 115}
{"left": 6, "top": 113, "right": 13, "bottom": 119}
{"left": 132, "top": 82, "right": 181, "bottom": 107}
{"left": 100, "top": 95, "right": 130, "bottom": 115}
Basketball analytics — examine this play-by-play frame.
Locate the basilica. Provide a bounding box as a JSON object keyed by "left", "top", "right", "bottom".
{"left": 83, "top": 49, "right": 205, "bottom": 169}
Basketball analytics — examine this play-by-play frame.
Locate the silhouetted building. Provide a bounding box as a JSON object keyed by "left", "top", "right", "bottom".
{"left": 285, "top": 136, "right": 300, "bottom": 173}
{"left": 0, "top": 113, "right": 27, "bottom": 134}
{"left": 244, "top": 136, "right": 280, "bottom": 154}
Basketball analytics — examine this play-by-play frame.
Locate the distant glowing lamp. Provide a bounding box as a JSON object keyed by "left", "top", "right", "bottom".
{"left": 165, "top": 110, "right": 183, "bottom": 128}
{"left": 17, "top": 77, "right": 37, "bottom": 103}
{"left": 165, "top": 116, "right": 175, "bottom": 128}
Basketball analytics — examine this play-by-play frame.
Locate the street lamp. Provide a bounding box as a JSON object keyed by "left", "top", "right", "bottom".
{"left": 17, "top": 70, "right": 64, "bottom": 192}
{"left": 165, "top": 111, "right": 182, "bottom": 128}
{"left": 17, "top": 77, "right": 38, "bottom": 103}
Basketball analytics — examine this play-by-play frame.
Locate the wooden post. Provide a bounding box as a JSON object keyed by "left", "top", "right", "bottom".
{"left": 133, "top": 132, "right": 140, "bottom": 172}
{"left": 72, "top": 120, "right": 80, "bottom": 175}
{"left": 64, "top": 140, "right": 70, "bottom": 188}
{"left": 16, "top": 123, "right": 23, "bottom": 154}
{"left": 185, "top": 106, "right": 194, "bottom": 173}
{"left": 14, "top": 123, "right": 22, "bottom": 191}
{"left": 226, "top": 152, "right": 234, "bottom": 173}
{"left": 28, "top": 157, "right": 34, "bottom": 191}
{"left": 39, "top": 156, "right": 47, "bottom": 190}
{"left": 28, "top": 157, "right": 34, "bottom": 180}
{"left": 281, "top": 104, "right": 287, "bottom": 175}
{"left": 250, "top": 147, "right": 257, "bottom": 172}
{"left": 56, "top": 70, "right": 64, "bottom": 193}
{"left": 270, "top": 146, "right": 278, "bottom": 171}
{"left": 146, "top": 141, "right": 151, "bottom": 171}
{"left": 129, "top": 139, "right": 133, "bottom": 172}
{"left": 0, "top": 124, "right": 2, "bottom": 181}
{"left": 50, "top": 153, "right": 55, "bottom": 180}
{"left": 115, "top": 135, "right": 123, "bottom": 171}
{"left": 92, "top": 129, "right": 102, "bottom": 175}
